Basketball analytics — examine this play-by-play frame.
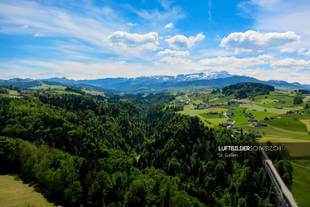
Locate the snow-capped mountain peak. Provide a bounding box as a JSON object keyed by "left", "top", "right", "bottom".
{"left": 175, "top": 71, "right": 232, "bottom": 81}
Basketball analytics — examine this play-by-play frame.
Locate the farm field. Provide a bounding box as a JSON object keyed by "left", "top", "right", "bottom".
{"left": 179, "top": 103, "right": 210, "bottom": 124}
{"left": 179, "top": 103, "right": 228, "bottom": 126}
{"left": 240, "top": 103, "right": 287, "bottom": 114}
{"left": 0, "top": 175, "right": 55, "bottom": 207}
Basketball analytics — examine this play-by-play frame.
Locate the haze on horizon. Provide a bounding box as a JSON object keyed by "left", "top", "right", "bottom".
{"left": 1, "top": 0, "right": 310, "bottom": 84}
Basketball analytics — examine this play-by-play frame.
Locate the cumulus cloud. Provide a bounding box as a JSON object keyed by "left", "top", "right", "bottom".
{"left": 158, "top": 49, "right": 189, "bottom": 56}
{"left": 165, "top": 22, "right": 174, "bottom": 29}
{"left": 220, "top": 30, "right": 300, "bottom": 53}
{"left": 165, "top": 33, "right": 205, "bottom": 49}
{"left": 106, "top": 31, "right": 159, "bottom": 50}
{"left": 240, "top": 0, "right": 310, "bottom": 51}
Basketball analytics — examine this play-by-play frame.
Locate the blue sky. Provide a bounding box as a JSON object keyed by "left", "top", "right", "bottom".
{"left": 1, "top": 0, "right": 310, "bottom": 83}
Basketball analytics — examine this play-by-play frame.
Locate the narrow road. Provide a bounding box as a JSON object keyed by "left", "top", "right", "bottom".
{"left": 224, "top": 111, "right": 235, "bottom": 124}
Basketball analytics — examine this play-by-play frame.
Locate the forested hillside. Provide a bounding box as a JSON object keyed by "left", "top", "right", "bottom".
{"left": 222, "top": 82, "right": 275, "bottom": 99}
{"left": 0, "top": 90, "right": 291, "bottom": 207}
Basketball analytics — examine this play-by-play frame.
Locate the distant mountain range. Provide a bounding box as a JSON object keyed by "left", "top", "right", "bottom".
{"left": 1, "top": 71, "right": 310, "bottom": 93}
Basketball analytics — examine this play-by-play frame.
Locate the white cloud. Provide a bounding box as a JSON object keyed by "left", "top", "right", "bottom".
{"left": 160, "top": 56, "right": 192, "bottom": 64}
{"left": 270, "top": 58, "right": 310, "bottom": 69}
{"left": 304, "top": 51, "right": 310, "bottom": 56}
{"left": 126, "top": 2, "right": 184, "bottom": 32}
{"left": 220, "top": 30, "right": 300, "bottom": 53}
{"left": 196, "top": 55, "right": 310, "bottom": 83}
{"left": 22, "top": 25, "right": 29, "bottom": 29}
{"left": 0, "top": 58, "right": 200, "bottom": 80}
{"left": 234, "top": 48, "right": 257, "bottom": 54}
{"left": 127, "top": 22, "right": 136, "bottom": 26}
{"left": 198, "top": 48, "right": 234, "bottom": 57}
{"left": 165, "top": 33, "right": 205, "bottom": 49}
{"left": 298, "top": 48, "right": 310, "bottom": 56}
{"left": 280, "top": 48, "right": 296, "bottom": 53}
{"left": 3, "top": 55, "right": 310, "bottom": 84}
{"left": 0, "top": 1, "right": 125, "bottom": 47}
{"left": 131, "top": 4, "right": 183, "bottom": 22}
{"left": 158, "top": 49, "right": 189, "bottom": 56}
{"left": 165, "top": 22, "right": 174, "bottom": 29}
{"left": 199, "top": 55, "right": 272, "bottom": 68}
{"left": 250, "top": 0, "right": 281, "bottom": 8}
{"left": 241, "top": 0, "right": 310, "bottom": 51}
{"left": 208, "top": 0, "right": 212, "bottom": 22}
{"left": 106, "top": 31, "right": 159, "bottom": 51}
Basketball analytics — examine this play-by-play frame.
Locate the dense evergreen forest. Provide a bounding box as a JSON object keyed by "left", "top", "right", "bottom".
{"left": 222, "top": 82, "right": 275, "bottom": 99}
{"left": 0, "top": 89, "right": 292, "bottom": 207}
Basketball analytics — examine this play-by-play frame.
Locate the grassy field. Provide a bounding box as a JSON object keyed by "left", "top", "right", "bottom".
{"left": 300, "top": 119, "right": 310, "bottom": 131}
{"left": 258, "top": 137, "right": 310, "bottom": 143}
{"left": 243, "top": 125, "right": 309, "bottom": 140}
{"left": 199, "top": 116, "right": 227, "bottom": 125}
{"left": 247, "top": 110, "right": 278, "bottom": 121}
{"left": 253, "top": 91, "right": 295, "bottom": 107}
{"left": 180, "top": 104, "right": 212, "bottom": 125}
{"left": 31, "top": 82, "right": 66, "bottom": 90}
{"left": 180, "top": 103, "right": 207, "bottom": 116}
{"left": 8, "top": 90, "right": 20, "bottom": 96}
{"left": 180, "top": 103, "right": 229, "bottom": 126}
{"left": 283, "top": 142, "right": 310, "bottom": 157}
{"left": 82, "top": 89, "right": 105, "bottom": 96}
{"left": 0, "top": 175, "right": 54, "bottom": 207}
{"left": 207, "top": 107, "right": 226, "bottom": 113}
{"left": 200, "top": 113, "right": 223, "bottom": 119}
{"left": 291, "top": 160, "right": 310, "bottom": 207}
{"left": 240, "top": 103, "right": 286, "bottom": 114}
{"left": 227, "top": 108, "right": 248, "bottom": 126}
{"left": 265, "top": 117, "right": 308, "bottom": 132}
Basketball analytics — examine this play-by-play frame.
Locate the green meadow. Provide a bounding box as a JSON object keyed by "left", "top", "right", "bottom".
{"left": 265, "top": 117, "right": 308, "bottom": 132}
{"left": 0, "top": 175, "right": 54, "bottom": 207}
{"left": 291, "top": 160, "right": 310, "bottom": 207}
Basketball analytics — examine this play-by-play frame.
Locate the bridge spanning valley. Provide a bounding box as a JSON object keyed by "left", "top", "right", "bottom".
{"left": 262, "top": 151, "right": 298, "bottom": 207}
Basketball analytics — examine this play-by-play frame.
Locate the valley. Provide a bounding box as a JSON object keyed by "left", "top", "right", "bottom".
{"left": 0, "top": 81, "right": 309, "bottom": 206}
